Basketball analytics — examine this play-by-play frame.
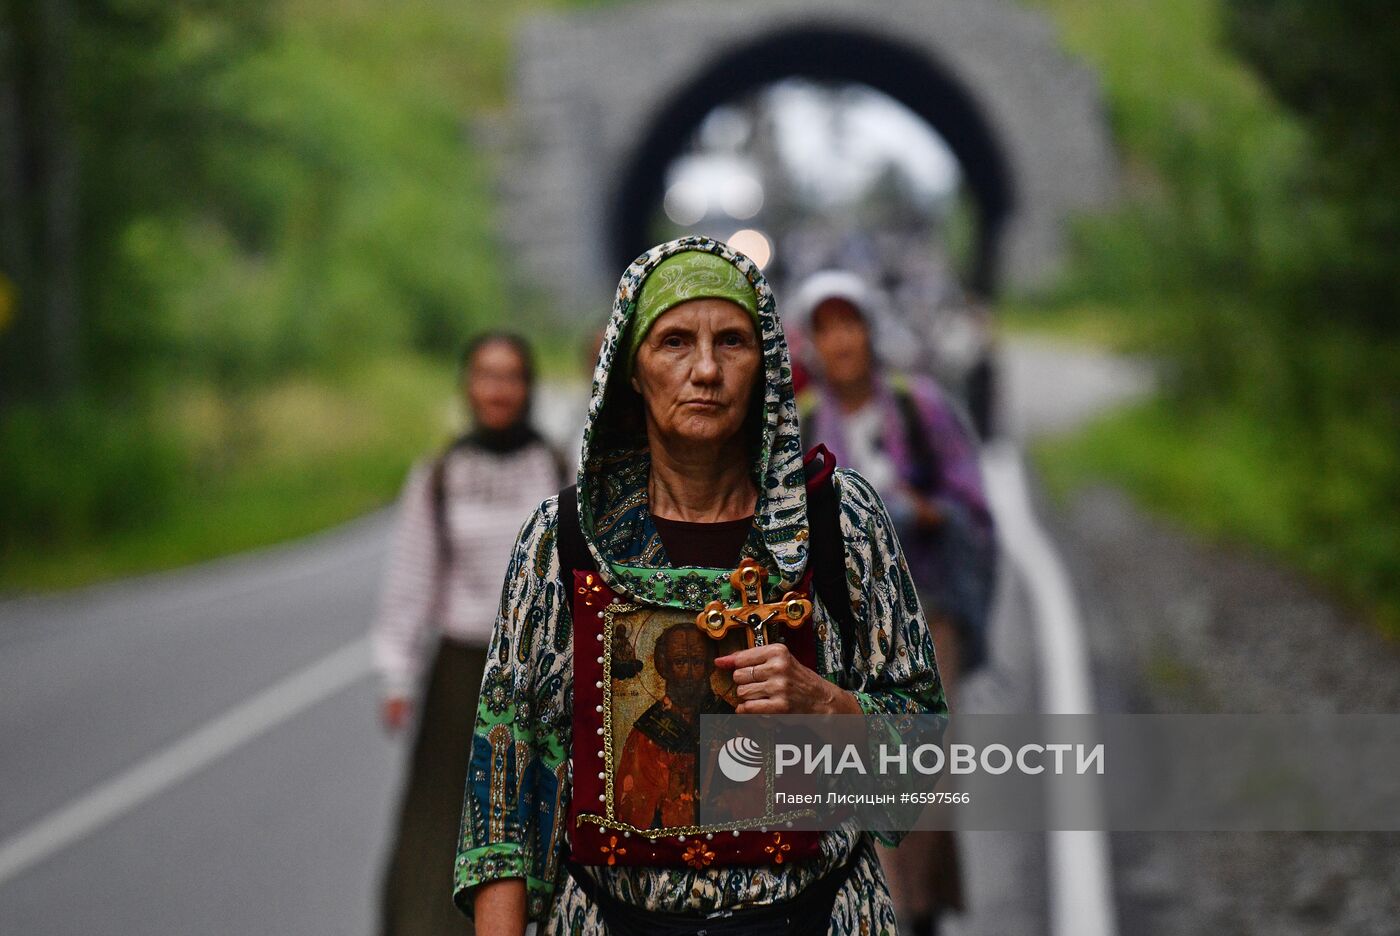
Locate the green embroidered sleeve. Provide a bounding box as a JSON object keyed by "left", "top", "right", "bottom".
{"left": 454, "top": 497, "right": 571, "bottom": 924}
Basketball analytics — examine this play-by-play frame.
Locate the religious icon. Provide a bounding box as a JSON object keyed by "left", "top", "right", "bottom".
{"left": 568, "top": 563, "right": 826, "bottom": 867}
{"left": 614, "top": 620, "right": 735, "bottom": 829}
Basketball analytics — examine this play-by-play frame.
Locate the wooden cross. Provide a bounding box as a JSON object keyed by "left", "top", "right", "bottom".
{"left": 695, "top": 557, "right": 813, "bottom": 648}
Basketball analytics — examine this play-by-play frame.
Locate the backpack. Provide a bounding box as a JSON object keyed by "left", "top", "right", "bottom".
{"left": 892, "top": 385, "right": 941, "bottom": 494}
{"left": 797, "top": 383, "right": 942, "bottom": 496}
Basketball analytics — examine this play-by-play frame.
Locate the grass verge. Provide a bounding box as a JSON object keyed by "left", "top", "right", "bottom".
{"left": 1034, "top": 397, "right": 1400, "bottom": 639}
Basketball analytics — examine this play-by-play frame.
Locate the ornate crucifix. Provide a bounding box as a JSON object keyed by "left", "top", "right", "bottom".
{"left": 695, "top": 557, "right": 813, "bottom": 648}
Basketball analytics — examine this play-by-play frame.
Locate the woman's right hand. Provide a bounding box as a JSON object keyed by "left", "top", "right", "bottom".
{"left": 474, "top": 878, "right": 528, "bottom": 936}
{"left": 380, "top": 696, "right": 414, "bottom": 733}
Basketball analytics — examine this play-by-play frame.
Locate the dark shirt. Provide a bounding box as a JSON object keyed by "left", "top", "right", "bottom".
{"left": 651, "top": 514, "right": 753, "bottom": 569}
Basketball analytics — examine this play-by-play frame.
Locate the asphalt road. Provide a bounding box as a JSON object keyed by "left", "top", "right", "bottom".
{"left": 0, "top": 338, "right": 1152, "bottom": 936}
{"left": 0, "top": 516, "right": 399, "bottom": 934}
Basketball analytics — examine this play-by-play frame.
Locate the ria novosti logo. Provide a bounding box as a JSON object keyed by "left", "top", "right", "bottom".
{"left": 717, "top": 736, "right": 763, "bottom": 782}
{"left": 716, "top": 735, "right": 1105, "bottom": 782}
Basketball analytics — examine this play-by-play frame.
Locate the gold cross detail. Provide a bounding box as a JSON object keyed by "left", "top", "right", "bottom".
{"left": 696, "top": 558, "right": 813, "bottom": 648}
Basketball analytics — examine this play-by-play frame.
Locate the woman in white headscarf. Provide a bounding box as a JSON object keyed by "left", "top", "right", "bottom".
{"left": 790, "top": 270, "right": 998, "bottom": 936}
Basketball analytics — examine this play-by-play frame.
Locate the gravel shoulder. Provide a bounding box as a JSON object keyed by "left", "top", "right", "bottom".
{"left": 1043, "top": 481, "right": 1400, "bottom": 935}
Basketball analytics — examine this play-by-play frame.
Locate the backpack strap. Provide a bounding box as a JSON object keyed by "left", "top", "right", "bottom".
{"left": 555, "top": 455, "right": 857, "bottom": 675}
{"left": 550, "top": 445, "right": 571, "bottom": 490}
{"left": 429, "top": 454, "right": 450, "bottom": 561}
{"left": 555, "top": 484, "right": 597, "bottom": 578}
{"left": 893, "top": 384, "right": 940, "bottom": 494}
{"left": 429, "top": 433, "right": 473, "bottom": 562}
{"left": 803, "top": 445, "right": 859, "bottom": 675}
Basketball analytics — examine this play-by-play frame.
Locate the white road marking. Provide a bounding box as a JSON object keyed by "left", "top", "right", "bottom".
{"left": 0, "top": 638, "right": 372, "bottom": 887}
{"left": 982, "top": 442, "right": 1118, "bottom": 936}
{"left": 0, "top": 516, "right": 389, "bottom": 633}
{"left": 2, "top": 428, "right": 1118, "bottom": 936}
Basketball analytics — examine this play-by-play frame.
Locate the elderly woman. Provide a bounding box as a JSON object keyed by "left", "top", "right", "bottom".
{"left": 455, "top": 237, "right": 945, "bottom": 936}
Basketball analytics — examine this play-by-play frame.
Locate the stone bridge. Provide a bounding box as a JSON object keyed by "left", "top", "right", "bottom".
{"left": 491, "top": 0, "right": 1117, "bottom": 317}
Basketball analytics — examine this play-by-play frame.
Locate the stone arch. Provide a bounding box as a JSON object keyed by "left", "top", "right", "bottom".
{"left": 498, "top": 0, "right": 1115, "bottom": 316}
{"left": 608, "top": 25, "right": 1016, "bottom": 294}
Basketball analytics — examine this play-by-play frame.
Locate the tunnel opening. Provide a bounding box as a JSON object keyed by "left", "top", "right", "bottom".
{"left": 607, "top": 24, "right": 1016, "bottom": 297}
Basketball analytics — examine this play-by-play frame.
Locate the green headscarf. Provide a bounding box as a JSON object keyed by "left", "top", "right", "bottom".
{"left": 624, "top": 249, "right": 759, "bottom": 373}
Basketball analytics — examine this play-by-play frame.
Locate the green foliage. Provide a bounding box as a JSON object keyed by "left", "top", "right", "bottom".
{"left": 119, "top": 0, "right": 514, "bottom": 384}
{"left": 1, "top": 355, "right": 453, "bottom": 590}
{"left": 0, "top": 0, "right": 578, "bottom": 587}
{"left": 1028, "top": 1, "right": 1315, "bottom": 321}
{"left": 1026, "top": 0, "right": 1400, "bottom": 633}
{"left": 1, "top": 0, "right": 527, "bottom": 397}
{"left": 1036, "top": 395, "right": 1400, "bottom": 637}
{"left": 0, "top": 397, "right": 186, "bottom": 551}
{"left": 1227, "top": 0, "right": 1400, "bottom": 325}
{"left": 0, "top": 0, "right": 270, "bottom": 392}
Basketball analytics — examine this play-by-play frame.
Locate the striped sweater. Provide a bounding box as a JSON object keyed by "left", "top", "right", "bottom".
{"left": 371, "top": 439, "right": 561, "bottom": 694}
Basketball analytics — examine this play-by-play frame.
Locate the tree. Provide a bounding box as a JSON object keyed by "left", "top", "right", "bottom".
{"left": 0, "top": 0, "right": 269, "bottom": 402}
{"left": 1227, "top": 1, "right": 1400, "bottom": 331}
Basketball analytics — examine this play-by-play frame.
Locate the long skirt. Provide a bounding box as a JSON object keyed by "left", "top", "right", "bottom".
{"left": 380, "top": 638, "right": 487, "bottom": 936}
{"left": 878, "top": 614, "right": 966, "bottom": 924}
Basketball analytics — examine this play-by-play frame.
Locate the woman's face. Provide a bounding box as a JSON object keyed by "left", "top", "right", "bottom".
{"left": 810, "top": 298, "right": 872, "bottom": 389}
{"left": 630, "top": 298, "right": 761, "bottom": 451}
{"left": 465, "top": 341, "right": 530, "bottom": 431}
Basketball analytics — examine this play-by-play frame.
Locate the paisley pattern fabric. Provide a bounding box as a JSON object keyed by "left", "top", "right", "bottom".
{"left": 580, "top": 237, "right": 812, "bottom": 593}
{"left": 454, "top": 236, "right": 946, "bottom": 933}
